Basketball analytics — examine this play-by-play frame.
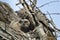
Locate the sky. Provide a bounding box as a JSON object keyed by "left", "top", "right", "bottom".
{"left": 0, "top": 0, "right": 60, "bottom": 40}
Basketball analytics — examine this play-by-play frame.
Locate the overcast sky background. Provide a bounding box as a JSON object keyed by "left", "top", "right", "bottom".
{"left": 0, "top": 0, "right": 60, "bottom": 40}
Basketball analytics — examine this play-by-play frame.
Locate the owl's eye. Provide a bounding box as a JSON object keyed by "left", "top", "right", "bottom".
{"left": 24, "top": 21, "right": 28, "bottom": 23}
{"left": 19, "top": 20, "right": 23, "bottom": 23}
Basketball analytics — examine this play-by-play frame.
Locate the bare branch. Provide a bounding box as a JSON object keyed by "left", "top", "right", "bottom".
{"left": 47, "top": 11, "right": 60, "bottom": 32}
{"left": 19, "top": 0, "right": 36, "bottom": 25}
{"left": 29, "top": 0, "right": 37, "bottom": 9}
{"left": 37, "top": 0, "right": 60, "bottom": 8}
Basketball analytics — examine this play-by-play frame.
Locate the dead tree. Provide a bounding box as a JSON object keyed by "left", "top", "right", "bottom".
{"left": 0, "top": 0, "right": 59, "bottom": 40}
{"left": 19, "top": 0, "right": 56, "bottom": 40}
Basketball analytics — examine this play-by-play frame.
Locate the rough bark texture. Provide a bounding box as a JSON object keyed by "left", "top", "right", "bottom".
{"left": 0, "top": 0, "right": 57, "bottom": 40}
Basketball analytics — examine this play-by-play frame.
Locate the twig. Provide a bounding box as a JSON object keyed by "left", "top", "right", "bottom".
{"left": 37, "top": 0, "right": 60, "bottom": 8}
{"left": 47, "top": 11, "right": 60, "bottom": 32}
